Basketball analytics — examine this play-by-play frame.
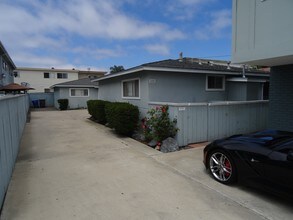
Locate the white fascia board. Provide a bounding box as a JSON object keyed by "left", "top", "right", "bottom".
{"left": 226, "top": 77, "right": 268, "bottom": 83}
{"left": 51, "top": 85, "right": 98, "bottom": 88}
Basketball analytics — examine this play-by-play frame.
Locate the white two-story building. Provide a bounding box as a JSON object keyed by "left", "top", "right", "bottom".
{"left": 15, "top": 67, "right": 105, "bottom": 93}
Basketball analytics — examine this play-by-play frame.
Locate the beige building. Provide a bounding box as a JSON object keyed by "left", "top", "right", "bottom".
{"left": 15, "top": 67, "right": 105, "bottom": 93}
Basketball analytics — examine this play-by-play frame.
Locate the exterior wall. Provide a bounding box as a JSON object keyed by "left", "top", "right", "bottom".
{"left": 54, "top": 87, "right": 99, "bottom": 109}
{"left": 98, "top": 72, "right": 150, "bottom": 116}
{"left": 232, "top": 0, "right": 293, "bottom": 66}
{"left": 269, "top": 65, "right": 293, "bottom": 131}
{"left": 246, "top": 82, "right": 262, "bottom": 100}
{"left": 98, "top": 71, "right": 267, "bottom": 117}
{"left": 29, "top": 92, "right": 54, "bottom": 107}
{"left": 0, "top": 55, "right": 15, "bottom": 87}
{"left": 0, "top": 95, "right": 29, "bottom": 208}
{"left": 15, "top": 69, "right": 79, "bottom": 93}
{"left": 227, "top": 82, "right": 247, "bottom": 101}
{"left": 147, "top": 71, "right": 227, "bottom": 103}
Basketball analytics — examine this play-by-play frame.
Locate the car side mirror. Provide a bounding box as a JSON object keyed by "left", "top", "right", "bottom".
{"left": 287, "top": 152, "right": 293, "bottom": 161}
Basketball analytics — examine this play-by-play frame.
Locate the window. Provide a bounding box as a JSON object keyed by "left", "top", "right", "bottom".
{"left": 44, "top": 88, "right": 51, "bottom": 93}
{"left": 57, "top": 73, "right": 68, "bottom": 79}
{"left": 44, "top": 72, "right": 50, "bottom": 78}
{"left": 122, "top": 78, "right": 140, "bottom": 99}
{"left": 2, "top": 61, "right": 8, "bottom": 71}
{"left": 69, "top": 88, "right": 89, "bottom": 97}
{"left": 206, "top": 75, "right": 225, "bottom": 91}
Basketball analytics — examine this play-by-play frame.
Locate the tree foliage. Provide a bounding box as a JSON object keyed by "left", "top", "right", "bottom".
{"left": 110, "top": 65, "right": 125, "bottom": 73}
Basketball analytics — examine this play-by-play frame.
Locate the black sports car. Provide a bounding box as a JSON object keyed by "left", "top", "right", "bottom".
{"left": 203, "top": 130, "right": 293, "bottom": 199}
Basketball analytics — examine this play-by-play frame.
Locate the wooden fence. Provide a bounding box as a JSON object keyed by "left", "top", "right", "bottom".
{"left": 149, "top": 100, "right": 269, "bottom": 146}
{"left": 0, "top": 94, "right": 29, "bottom": 209}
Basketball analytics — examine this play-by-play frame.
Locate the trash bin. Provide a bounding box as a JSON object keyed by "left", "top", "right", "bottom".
{"left": 32, "top": 100, "right": 39, "bottom": 108}
{"left": 39, "top": 99, "right": 46, "bottom": 108}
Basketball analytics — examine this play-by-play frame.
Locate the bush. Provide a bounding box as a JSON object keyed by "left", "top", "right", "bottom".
{"left": 57, "top": 99, "right": 68, "bottom": 110}
{"left": 105, "top": 102, "right": 139, "bottom": 136}
{"left": 87, "top": 100, "right": 95, "bottom": 116}
{"left": 87, "top": 100, "right": 110, "bottom": 124}
{"left": 142, "top": 105, "right": 178, "bottom": 142}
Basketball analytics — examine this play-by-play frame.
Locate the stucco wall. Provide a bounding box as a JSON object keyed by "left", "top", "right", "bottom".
{"left": 227, "top": 82, "right": 247, "bottom": 101}
{"left": 269, "top": 65, "right": 293, "bottom": 131}
{"left": 98, "top": 72, "right": 150, "bottom": 116}
{"left": 247, "top": 82, "right": 262, "bottom": 101}
{"left": 54, "top": 87, "right": 99, "bottom": 109}
{"left": 232, "top": 0, "right": 293, "bottom": 66}
{"left": 0, "top": 56, "right": 14, "bottom": 87}
{"left": 147, "top": 71, "right": 227, "bottom": 103}
{"left": 15, "top": 70, "right": 79, "bottom": 93}
{"left": 98, "top": 71, "right": 266, "bottom": 117}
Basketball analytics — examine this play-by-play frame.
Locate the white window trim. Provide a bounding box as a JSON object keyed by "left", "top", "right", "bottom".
{"left": 121, "top": 78, "right": 141, "bottom": 99}
{"left": 69, "top": 88, "right": 90, "bottom": 97}
{"left": 206, "top": 75, "right": 226, "bottom": 91}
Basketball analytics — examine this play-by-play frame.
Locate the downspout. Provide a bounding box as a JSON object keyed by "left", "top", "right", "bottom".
{"left": 242, "top": 65, "right": 246, "bottom": 78}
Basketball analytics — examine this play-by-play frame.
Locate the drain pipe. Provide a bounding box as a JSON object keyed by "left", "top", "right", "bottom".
{"left": 242, "top": 64, "right": 246, "bottom": 78}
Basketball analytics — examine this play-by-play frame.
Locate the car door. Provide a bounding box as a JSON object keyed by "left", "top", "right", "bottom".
{"left": 264, "top": 142, "right": 293, "bottom": 192}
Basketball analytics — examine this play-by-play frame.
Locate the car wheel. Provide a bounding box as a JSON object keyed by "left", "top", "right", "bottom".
{"left": 208, "top": 150, "right": 236, "bottom": 184}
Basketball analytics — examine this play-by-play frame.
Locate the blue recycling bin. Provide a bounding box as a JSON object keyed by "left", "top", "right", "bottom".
{"left": 32, "top": 100, "right": 39, "bottom": 108}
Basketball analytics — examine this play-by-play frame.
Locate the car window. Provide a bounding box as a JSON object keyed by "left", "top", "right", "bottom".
{"left": 273, "top": 139, "right": 293, "bottom": 154}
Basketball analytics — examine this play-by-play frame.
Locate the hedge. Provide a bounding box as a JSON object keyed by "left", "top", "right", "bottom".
{"left": 57, "top": 99, "right": 68, "bottom": 110}
{"left": 105, "top": 102, "right": 139, "bottom": 136}
{"left": 87, "top": 100, "right": 110, "bottom": 124}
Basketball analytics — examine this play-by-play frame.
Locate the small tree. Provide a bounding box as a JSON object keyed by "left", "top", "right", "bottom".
{"left": 110, "top": 65, "right": 125, "bottom": 74}
{"left": 142, "top": 105, "right": 178, "bottom": 142}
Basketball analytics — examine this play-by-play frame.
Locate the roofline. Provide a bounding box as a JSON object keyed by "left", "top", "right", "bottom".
{"left": 93, "top": 66, "right": 269, "bottom": 81}
{"left": 17, "top": 67, "right": 79, "bottom": 73}
{"left": 51, "top": 85, "right": 99, "bottom": 88}
{"left": 0, "top": 41, "right": 16, "bottom": 69}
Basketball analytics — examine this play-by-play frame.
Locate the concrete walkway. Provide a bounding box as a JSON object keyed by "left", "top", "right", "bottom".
{"left": 0, "top": 110, "right": 289, "bottom": 220}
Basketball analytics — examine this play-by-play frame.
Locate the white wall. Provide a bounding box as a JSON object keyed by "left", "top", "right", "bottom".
{"left": 232, "top": 0, "right": 293, "bottom": 66}
{"left": 15, "top": 69, "right": 79, "bottom": 93}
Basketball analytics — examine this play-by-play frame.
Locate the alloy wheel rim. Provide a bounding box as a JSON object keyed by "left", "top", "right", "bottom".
{"left": 209, "top": 152, "right": 232, "bottom": 182}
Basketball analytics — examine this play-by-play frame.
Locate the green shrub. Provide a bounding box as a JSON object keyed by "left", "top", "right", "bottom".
{"left": 105, "top": 102, "right": 139, "bottom": 136}
{"left": 87, "top": 100, "right": 95, "bottom": 116}
{"left": 57, "top": 99, "right": 68, "bottom": 110}
{"left": 87, "top": 100, "right": 110, "bottom": 124}
{"left": 142, "top": 105, "right": 178, "bottom": 142}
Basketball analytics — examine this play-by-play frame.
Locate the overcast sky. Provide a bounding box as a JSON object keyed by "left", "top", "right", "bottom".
{"left": 0, "top": 0, "right": 232, "bottom": 71}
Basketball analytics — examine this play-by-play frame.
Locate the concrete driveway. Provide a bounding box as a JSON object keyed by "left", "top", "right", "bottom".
{"left": 1, "top": 109, "right": 292, "bottom": 220}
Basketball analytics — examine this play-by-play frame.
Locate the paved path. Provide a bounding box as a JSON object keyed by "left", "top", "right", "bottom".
{"left": 0, "top": 110, "right": 288, "bottom": 220}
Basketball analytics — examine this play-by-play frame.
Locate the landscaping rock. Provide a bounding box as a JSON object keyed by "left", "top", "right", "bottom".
{"left": 132, "top": 132, "right": 145, "bottom": 142}
{"left": 148, "top": 139, "right": 157, "bottom": 148}
{"left": 160, "top": 137, "right": 179, "bottom": 153}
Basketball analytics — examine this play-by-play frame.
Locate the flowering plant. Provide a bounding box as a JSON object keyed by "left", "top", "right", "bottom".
{"left": 142, "top": 105, "right": 178, "bottom": 142}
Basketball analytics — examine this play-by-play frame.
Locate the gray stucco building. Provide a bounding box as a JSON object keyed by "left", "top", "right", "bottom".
{"left": 95, "top": 58, "right": 269, "bottom": 117}
{"left": 52, "top": 78, "right": 99, "bottom": 109}
{"left": 0, "top": 41, "right": 16, "bottom": 88}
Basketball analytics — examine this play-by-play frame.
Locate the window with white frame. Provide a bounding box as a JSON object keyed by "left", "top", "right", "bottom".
{"left": 206, "top": 75, "right": 225, "bottom": 91}
{"left": 69, "top": 88, "right": 89, "bottom": 97}
{"left": 122, "top": 78, "right": 140, "bottom": 98}
{"left": 57, "top": 73, "right": 68, "bottom": 79}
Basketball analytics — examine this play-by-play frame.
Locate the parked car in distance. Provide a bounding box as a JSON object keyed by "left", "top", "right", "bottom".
{"left": 203, "top": 130, "right": 293, "bottom": 199}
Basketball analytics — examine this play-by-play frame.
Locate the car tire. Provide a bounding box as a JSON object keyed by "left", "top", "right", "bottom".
{"left": 207, "top": 149, "right": 237, "bottom": 184}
